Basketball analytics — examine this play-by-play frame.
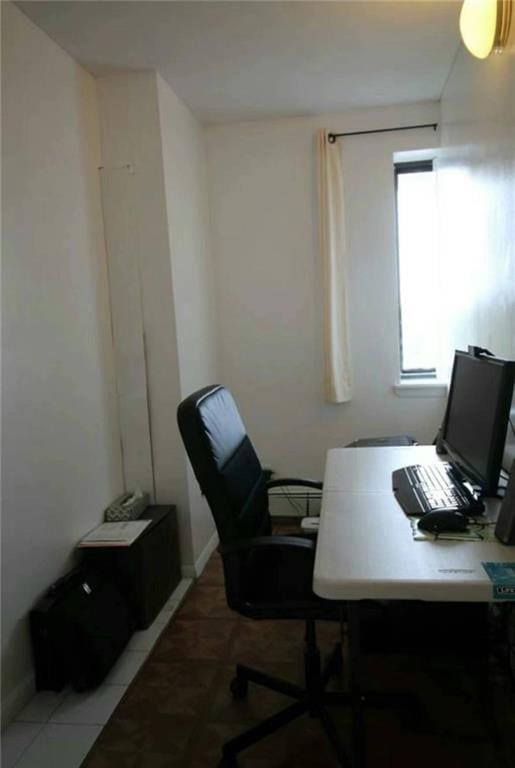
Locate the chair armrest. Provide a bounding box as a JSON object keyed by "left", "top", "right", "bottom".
{"left": 220, "top": 535, "right": 317, "bottom": 610}
{"left": 266, "top": 477, "right": 323, "bottom": 491}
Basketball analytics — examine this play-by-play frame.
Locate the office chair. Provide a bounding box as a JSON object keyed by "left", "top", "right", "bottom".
{"left": 177, "top": 385, "right": 351, "bottom": 767}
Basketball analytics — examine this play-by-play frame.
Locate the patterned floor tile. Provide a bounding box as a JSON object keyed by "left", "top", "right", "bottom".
{"left": 176, "top": 584, "right": 234, "bottom": 620}
{"left": 151, "top": 617, "right": 239, "bottom": 662}
{"left": 197, "top": 555, "right": 225, "bottom": 587}
{"left": 115, "top": 660, "right": 218, "bottom": 719}
{"left": 81, "top": 548, "right": 515, "bottom": 768}
{"left": 93, "top": 713, "right": 196, "bottom": 756}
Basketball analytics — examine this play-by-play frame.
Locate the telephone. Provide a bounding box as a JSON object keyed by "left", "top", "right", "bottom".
{"left": 104, "top": 489, "right": 149, "bottom": 522}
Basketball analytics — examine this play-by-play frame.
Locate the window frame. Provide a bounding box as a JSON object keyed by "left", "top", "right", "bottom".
{"left": 394, "top": 158, "right": 437, "bottom": 380}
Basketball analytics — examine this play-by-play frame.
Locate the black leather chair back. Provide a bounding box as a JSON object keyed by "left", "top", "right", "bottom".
{"left": 177, "top": 385, "right": 272, "bottom": 545}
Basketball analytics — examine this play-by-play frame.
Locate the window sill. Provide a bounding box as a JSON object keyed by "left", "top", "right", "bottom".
{"left": 393, "top": 380, "right": 448, "bottom": 398}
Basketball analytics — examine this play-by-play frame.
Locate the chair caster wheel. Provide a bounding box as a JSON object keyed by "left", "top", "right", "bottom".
{"left": 230, "top": 676, "right": 248, "bottom": 700}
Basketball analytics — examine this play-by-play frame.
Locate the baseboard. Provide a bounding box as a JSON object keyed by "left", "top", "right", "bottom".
{"left": 181, "top": 529, "right": 219, "bottom": 579}
{"left": 1, "top": 671, "right": 35, "bottom": 730}
{"left": 194, "top": 529, "right": 219, "bottom": 577}
{"left": 181, "top": 564, "right": 196, "bottom": 579}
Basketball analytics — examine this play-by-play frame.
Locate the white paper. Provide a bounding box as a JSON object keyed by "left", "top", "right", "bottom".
{"left": 77, "top": 519, "right": 151, "bottom": 547}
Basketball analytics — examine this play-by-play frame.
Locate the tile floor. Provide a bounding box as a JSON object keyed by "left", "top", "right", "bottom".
{"left": 5, "top": 547, "right": 515, "bottom": 767}
{"left": 1, "top": 578, "right": 193, "bottom": 768}
{"left": 82, "top": 547, "right": 515, "bottom": 768}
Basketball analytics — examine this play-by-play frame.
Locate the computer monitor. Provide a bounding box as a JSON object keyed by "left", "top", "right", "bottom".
{"left": 440, "top": 350, "right": 515, "bottom": 496}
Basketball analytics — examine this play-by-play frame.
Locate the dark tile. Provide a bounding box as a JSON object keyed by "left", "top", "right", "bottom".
{"left": 115, "top": 659, "right": 218, "bottom": 719}
{"left": 177, "top": 584, "right": 233, "bottom": 620}
{"left": 92, "top": 716, "right": 148, "bottom": 754}
{"left": 206, "top": 664, "right": 298, "bottom": 724}
{"left": 81, "top": 549, "right": 515, "bottom": 768}
{"left": 187, "top": 720, "right": 258, "bottom": 767}
{"left": 132, "top": 754, "right": 188, "bottom": 768}
{"left": 95, "top": 713, "right": 196, "bottom": 756}
{"left": 82, "top": 749, "right": 138, "bottom": 768}
{"left": 152, "top": 617, "right": 239, "bottom": 661}
{"left": 197, "top": 555, "right": 225, "bottom": 586}
{"left": 83, "top": 749, "right": 187, "bottom": 768}
{"left": 230, "top": 618, "right": 341, "bottom": 670}
{"left": 230, "top": 619, "right": 306, "bottom": 666}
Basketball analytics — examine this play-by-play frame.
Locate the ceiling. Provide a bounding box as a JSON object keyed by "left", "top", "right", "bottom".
{"left": 17, "top": 1, "right": 461, "bottom": 124}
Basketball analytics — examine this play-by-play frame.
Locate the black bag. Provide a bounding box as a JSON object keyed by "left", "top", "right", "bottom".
{"left": 30, "top": 565, "right": 134, "bottom": 691}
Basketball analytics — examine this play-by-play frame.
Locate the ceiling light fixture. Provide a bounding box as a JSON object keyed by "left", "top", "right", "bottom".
{"left": 459, "top": 0, "right": 512, "bottom": 58}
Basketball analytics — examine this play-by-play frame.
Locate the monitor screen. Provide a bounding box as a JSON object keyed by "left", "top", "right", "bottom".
{"left": 441, "top": 350, "right": 515, "bottom": 495}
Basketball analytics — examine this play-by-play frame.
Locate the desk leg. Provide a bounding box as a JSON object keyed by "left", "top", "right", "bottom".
{"left": 347, "top": 602, "right": 366, "bottom": 768}
{"left": 476, "top": 650, "right": 511, "bottom": 768}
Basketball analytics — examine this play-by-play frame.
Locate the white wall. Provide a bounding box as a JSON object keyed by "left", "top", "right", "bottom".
{"left": 96, "top": 74, "right": 158, "bottom": 500}
{"left": 1, "top": 3, "right": 123, "bottom": 723}
{"left": 157, "top": 75, "right": 219, "bottom": 564}
{"left": 438, "top": 44, "right": 515, "bottom": 466}
{"left": 207, "top": 102, "right": 446, "bottom": 480}
{"left": 438, "top": 46, "right": 515, "bottom": 367}
{"left": 97, "top": 72, "right": 193, "bottom": 570}
{"left": 97, "top": 72, "right": 188, "bottom": 522}
{"left": 96, "top": 72, "right": 218, "bottom": 573}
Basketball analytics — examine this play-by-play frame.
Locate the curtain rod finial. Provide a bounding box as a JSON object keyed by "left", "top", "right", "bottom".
{"left": 328, "top": 133, "right": 336, "bottom": 144}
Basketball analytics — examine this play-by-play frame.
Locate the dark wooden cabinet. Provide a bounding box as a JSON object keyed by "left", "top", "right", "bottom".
{"left": 83, "top": 505, "right": 181, "bottom": 629}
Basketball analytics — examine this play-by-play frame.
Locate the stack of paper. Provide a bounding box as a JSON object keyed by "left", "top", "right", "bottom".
{"left": 77, "top": 520, "right": 151, "bottom": 548}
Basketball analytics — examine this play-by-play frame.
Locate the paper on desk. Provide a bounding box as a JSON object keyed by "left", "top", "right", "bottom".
{"left": 77, "top": 520, "right": 151, "bottom": 547}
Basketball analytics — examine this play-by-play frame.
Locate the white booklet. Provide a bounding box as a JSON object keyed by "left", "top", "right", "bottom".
{"left": 77, "top": 520, "right": 151, "bottom": 548}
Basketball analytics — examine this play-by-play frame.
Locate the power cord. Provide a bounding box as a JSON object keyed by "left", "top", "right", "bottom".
{"left": 279, "top": 486, "right": 307, "bottom": 517}
{"left": 269, "top": 480, "right": 321, "bottom": 517}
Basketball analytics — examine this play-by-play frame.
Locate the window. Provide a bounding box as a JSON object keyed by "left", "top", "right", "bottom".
{"left": 395, "top": 160, "right": 439, "bottom": 379}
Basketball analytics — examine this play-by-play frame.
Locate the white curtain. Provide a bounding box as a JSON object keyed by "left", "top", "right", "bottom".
{"left": 316, "top": 129, "right": 352, "bottom": 403}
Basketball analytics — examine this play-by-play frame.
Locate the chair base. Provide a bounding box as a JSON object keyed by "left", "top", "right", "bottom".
{"left": 219, "top": 621, "right": 353, "bottom": 767}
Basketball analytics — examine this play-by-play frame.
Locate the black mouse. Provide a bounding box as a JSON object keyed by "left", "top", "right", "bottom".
{"left": 417, "top": 510, "right": 468, "bottom": 534}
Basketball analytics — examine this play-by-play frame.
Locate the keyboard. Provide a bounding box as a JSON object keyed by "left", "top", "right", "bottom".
{"left": 392, "top": 462, "right": 485, "bottom": 517}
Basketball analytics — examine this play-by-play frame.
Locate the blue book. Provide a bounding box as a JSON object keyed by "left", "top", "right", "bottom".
{"left": 482, "top": 562, "right": 515, "bottom": 600}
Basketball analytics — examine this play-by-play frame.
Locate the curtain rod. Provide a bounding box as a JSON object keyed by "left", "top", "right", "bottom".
{"left": 327, "top": 123, "right": 438, "bottom": 143}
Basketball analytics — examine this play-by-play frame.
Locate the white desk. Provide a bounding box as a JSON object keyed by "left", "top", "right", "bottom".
{"left": 314, "top": 446, "right": 513, "bottom": 603}
{"left": 313, "top": 446, "right": 514, "bottom": 767}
